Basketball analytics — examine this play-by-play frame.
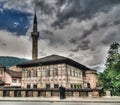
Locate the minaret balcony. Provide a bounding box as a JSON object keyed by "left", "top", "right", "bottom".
{"left": 31, "top": 32, "right": 39, "bottom": 37}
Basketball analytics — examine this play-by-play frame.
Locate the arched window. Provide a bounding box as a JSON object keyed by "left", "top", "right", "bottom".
{"left": 46, "top": 70, "right": 50, "bottom": 77}
{"left": 22, "top": 71, "right": 25, "bottom": 77}
{"left": 54, "top": 68, "right": 58, "bottom": 76}
{"left": 62, "top": 69, "right": 66, "bottom": 75}
{"left": 33, "top": 70, "right": 37, "bottom": 77}
{"left": 87, "top": 83, "right": 91, "bottom": 88}
{"left": 27, "top": 71, "right": 31, "bottom": 77}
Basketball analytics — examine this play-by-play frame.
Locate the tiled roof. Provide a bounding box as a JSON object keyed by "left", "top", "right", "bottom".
{"left": 6, "top": 70, "right": 21, "bottom": 78}
{"left": 17, "top": 54, "right": 91, "bottom": 71}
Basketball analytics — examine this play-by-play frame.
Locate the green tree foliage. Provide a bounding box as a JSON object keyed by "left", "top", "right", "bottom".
{"left": 106, "top": 42, "right": 120, "bottom": 68}
{"left": 98, "top": 42, "right": 120, "bottom": 96}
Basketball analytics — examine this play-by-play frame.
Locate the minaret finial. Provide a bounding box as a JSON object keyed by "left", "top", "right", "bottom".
{"left": 34, "top": 8, "right": 37, "bottom": 24}
{"left": 33, "top": 8, "right": 38, "bottom": 32}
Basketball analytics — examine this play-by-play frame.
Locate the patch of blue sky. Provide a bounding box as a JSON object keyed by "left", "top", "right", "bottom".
{"left": 0, "top": 2, "right": 32, "bottom": 35}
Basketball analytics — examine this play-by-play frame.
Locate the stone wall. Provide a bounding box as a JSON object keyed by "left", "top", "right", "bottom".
{"left": 0, "top": 90, "right": 3, "bottom": 97}
{"left": 0, "top": 89, "right": 102, "bottom": 98}
{"left": 85, "top": 70, "right": 98, "bottom": 89}
{"left": 21, "top": 91, "right": 26, "bottom": 97}
{"left": 10, "top": 91, "right": 14, "bottom": 97}
{"left": 21, "top": 63, "right": 85, "bottom": 89}
{"left": 33, "top": 91, "right": 38, "bottom": 97}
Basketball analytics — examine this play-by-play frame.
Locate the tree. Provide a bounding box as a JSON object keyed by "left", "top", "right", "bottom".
{"left": 98, "top": 42, "right": 120, "bottom": 96}
{"left": 106, "top": 42, "right": 120, "bottom": 68}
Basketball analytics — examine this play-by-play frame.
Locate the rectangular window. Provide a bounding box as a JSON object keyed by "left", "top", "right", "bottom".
{"left": 0, "top": 70, "right": 2, "bottom": 74}
{"left": 70, "top": 70, "right": 72, "bottom": 76}
{"left": 4, "top": 90, "right": 10, "bottom": 97}
{"left": 79, "top": 72, "right": 81, "bottom": 77}
{"left": 0, "top": 77, "right": 2, "bottom": 81}
{"left": 54, "top": 68, "right": 58, "bottom": 76}
{"left": 33, "top": 70, "right": 37, "bottom": 77}
{"left": 27, "top": 71, "right": 31, "bottom": 77}
{"left": 22, "top": 71, "right": 25, "bottom": 77}
{"left": 75, "top": 72, "right": 78, "bottom": 77}
{"left": 71, "top": 84, "right": 73, "bottom": 89}
{"left": 46, "top": 84, "right": 50, "bottom": 89}
{"left": 71, "top": 70, "right": 74, "bottom": 76}
{"left": 54, "top": 84, "right": 59, "bottom": 88}
{"left": 62, "top": 69, "right": 66, "bottom": 75}
{"left": 24, "top": 71, "right": 27, "bottom": 78}
{"left": 27, "top": 85, "right": 30, "bottom": 88}
{"left": 78, "top": 72, "right": 80, "bottom": 77}
{"left": 74, "top": 84, "right": 76, "bottom": 89}
{"left": 12, "top": 79, "right": 17, "bottom": 83}
{"left": 83, "top": 71, "right": 86, "bottom": 77}
{"left": 42, "top": 71, "right": 45, "bottom": 77}
{"left": 18, "top": 79, "right": 21, "bottom": 83}
{"left": 73, "top": 71, "right": 75, "bottom": 77}
{"left": 38, "top": 78, "right": 41, "bottom": 82}
{"left": 46, "top": 70, "right": 50, "bottom": 77}
{"left": 33, "top": 84, "right": 37, "bottom": 88}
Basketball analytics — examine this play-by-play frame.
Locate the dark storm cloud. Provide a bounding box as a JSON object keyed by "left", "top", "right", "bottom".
{"left": 40, "top": 29, "right": 65, "bottom": 45}
{"left": 69, "top": 22, "right": 99, "bottom": 44}
{"left": 81, "top": 22, "right": 98, "bottom": 39}
{"left": 70, "top": 47, "right": 79, "bottom": 52}
{"left": 52, "top": 0, "right": 120, "bottom": 28}
{"left": 102, "top": 32, "right": 120, "bottom": 45}
{"left": 113, "top": 20, "right": 120, "bottom": 25}
{"left": 33, "top": 0, "right": 54, "bottom": 15}
{"left": 68, "top": 53, "right": 74, "bottom": 57}
{"left": 99, "top": 22, "right": 109, "bottom": 28}
{"left": 70, "top": 39, "right": 91, "bottom": 52}
{"left": 55, "top": 0, "right": 66, "bottom": 6}
{"left": 80, "top": 39, "right": 91, "bottom": 50}
{"left": 100, "top": 20, "right": 120, "bottom": 28}
{"left": 69, "top": 19, "right": 120, "bottom": 48}
{"left": 40, "top": 30, "right": 54, "bottom": 40}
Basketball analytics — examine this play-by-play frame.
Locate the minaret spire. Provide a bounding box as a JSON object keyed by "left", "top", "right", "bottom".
{"left": 34, "top": 11, "right": 37, "bottom": 24}
{"left": 31, "top": 10, "right": 39, "bottom": 60}
{"left": 33, "top": 9, "right": 37, "bottom": 32}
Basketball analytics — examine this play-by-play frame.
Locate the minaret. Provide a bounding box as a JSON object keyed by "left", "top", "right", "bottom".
{"left": 31, "top": 12, "right": 39, "bottom": 60}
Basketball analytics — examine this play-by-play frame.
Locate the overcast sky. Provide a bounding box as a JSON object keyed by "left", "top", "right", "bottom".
{"left": 0, "top": 0, "right": 120, "bottom": 72}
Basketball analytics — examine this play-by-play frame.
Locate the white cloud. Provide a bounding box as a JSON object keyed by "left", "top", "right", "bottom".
{"left": 36, "top": 4, "right": 120, "bottom": 68}
{"left": 3, "top": 0, "right": 33, "bottom": 13}
{"left": 0, "top": 30, "right": 31, "bottom": 59}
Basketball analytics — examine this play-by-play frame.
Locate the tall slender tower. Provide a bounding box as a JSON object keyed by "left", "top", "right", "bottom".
{"left": 31, "top": 12, "right": 39, "bottom": 60}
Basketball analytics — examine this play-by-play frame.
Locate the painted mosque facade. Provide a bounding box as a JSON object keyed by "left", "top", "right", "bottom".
{"left": 16, "top": 55, "right": 98, "bottom": 89}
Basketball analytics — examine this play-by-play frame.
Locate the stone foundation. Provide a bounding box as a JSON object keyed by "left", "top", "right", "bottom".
{"left": 88, "top": 91, "right": 99, "bottom": 97}
{"left": 0, "top": 90, "right": 3, "bottom": 97}
{"left": 73, "top": 92, "right": 79, "bottom": 97}
{"left": 21, "top": 91, "right": 26, "bottom": 97}
{"left": 0, "top": 88, "right": 102, "bottom": 97}
{"left": 46, "top": 91, "right": 51, "bottom": 97}
{"left": 10, "top": 91, "right": 14, "bottom": 97}
{"left": 33, "top": 91, "right": 38, "bottom": 97}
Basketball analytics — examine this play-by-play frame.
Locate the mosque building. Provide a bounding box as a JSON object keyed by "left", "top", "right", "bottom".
{"left": 16, "top": 12, "right": 98, "bottom": 89}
